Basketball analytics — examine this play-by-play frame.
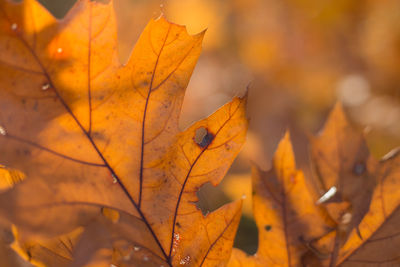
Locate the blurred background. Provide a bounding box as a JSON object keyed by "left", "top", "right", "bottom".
{"left": 34, "top": 0, "right": 400, "bottom": 254}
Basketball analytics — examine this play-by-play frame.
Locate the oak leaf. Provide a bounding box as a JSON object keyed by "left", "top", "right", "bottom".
{"left": 310, "top": 104, "right": 376, "bottom": 239}
{"left": 228, "top": 132, "right": 333, "bottom": 267}
{"left": 228, "top": 105, "right": 400, "bottom": 267}
{"left": 0, "top": 0, "right": 248, "bottom": 266}
{"left": 310, "top": 105, "right": 400, "bottom": 266}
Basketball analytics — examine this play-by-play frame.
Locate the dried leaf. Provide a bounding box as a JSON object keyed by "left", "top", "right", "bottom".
{"left": 229, "top": 132, "right": 333, "bottom": 267}
{"left": 229, "top": 106, "right": 400, "bottom": 267}
{"left": 310, "top": 103, "right": 377, "bottom": 244}
{"left": 314, "top": 148, "right": 400, "bottom": 266}
{"left": 305, "top": 105, "right": 400, "bottom": 266}
{"left": 337, "top": 149, "right": 400, "bottom": 266}
{"left": 0, "top": 0, "right": 248, "bottom": 266}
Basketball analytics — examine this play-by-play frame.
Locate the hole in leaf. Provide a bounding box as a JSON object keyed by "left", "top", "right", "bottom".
{"left": 196, "top": 182, "right": 231, "bottom": 215}
{"left": 37, "top": 0, "right": 76, "bottom": 19}
{"left": 264, "top": 225, "right": 272, "bottom": 231}
{"left": 234, "top": 215, "right": 258, "bottom": 255}
{"left": 194, "top": 127, "right": 214, "bottom": 148}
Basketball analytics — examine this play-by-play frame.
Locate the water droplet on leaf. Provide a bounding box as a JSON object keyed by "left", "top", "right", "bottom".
{"left": 179, "top": 255, "right": 191, "bottom": 265}
{"left": 174, "top": 233, "right": 180, "bottom": 241}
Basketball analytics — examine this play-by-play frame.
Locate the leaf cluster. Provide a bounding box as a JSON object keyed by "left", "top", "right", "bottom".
{"left": 0, "top": 1, "right": 399, "bottom": 267}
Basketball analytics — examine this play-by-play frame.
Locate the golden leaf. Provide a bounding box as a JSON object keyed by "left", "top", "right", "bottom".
{"left": 229, "top": 132, "right": 333, "bottom": 267}
{"left": 0, "top": 0, "right": 248, "bottom": 266}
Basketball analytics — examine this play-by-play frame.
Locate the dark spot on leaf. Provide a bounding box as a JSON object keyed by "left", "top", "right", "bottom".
{"left": 195, "top": 127, "right": 214, "bottom": 148}
{"left": 176, "top": 222, "right": 181, "bottom": 228}
{"left": 265, "top": 225, "right": 272, "bottom": 231}
{"left": 353, "top": 162, "right": 366, "bottom": 175}
{"left": 92, "top": 131, "right": 106, "bottom": 140}
{"left": 141, "top": 80, "right": 149, "bottom": 87}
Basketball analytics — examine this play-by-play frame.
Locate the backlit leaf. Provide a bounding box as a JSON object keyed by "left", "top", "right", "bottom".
{"left": 229, "top": 132, "right": 333, "bottom": 267}
{"left": 0, "top": 0, "right": 248, "bottom": 266}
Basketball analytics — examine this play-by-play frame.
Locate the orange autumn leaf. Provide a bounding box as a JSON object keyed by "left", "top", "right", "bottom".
{"left": 228, "top": 132, "right": 333, "bottom": 267}
{"left": 1, "top": 1, "right": 399, "bottom": 266}
{"left": 228, "top": 106, "right": 400, "bottom": 267}
{"left": 310, "top": 104, "right": 376, "bottom": 238}
{"left": 309, "top": 105, "right": 400, "bottom": 266}
{"left": 316, "top": 148, "right": 400, "bottom": 266}
{"left": 0, "top": 0, "right": 247, "bottom": 266}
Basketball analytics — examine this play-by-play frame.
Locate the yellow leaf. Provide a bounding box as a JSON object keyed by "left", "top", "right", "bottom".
{"left": 0, "top": 0, "right": 248, "bottom": 266}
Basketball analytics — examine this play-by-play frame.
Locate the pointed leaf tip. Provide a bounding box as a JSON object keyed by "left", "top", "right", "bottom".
{"left": 154, "top": 14, "right": 207, "bottom": 39}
